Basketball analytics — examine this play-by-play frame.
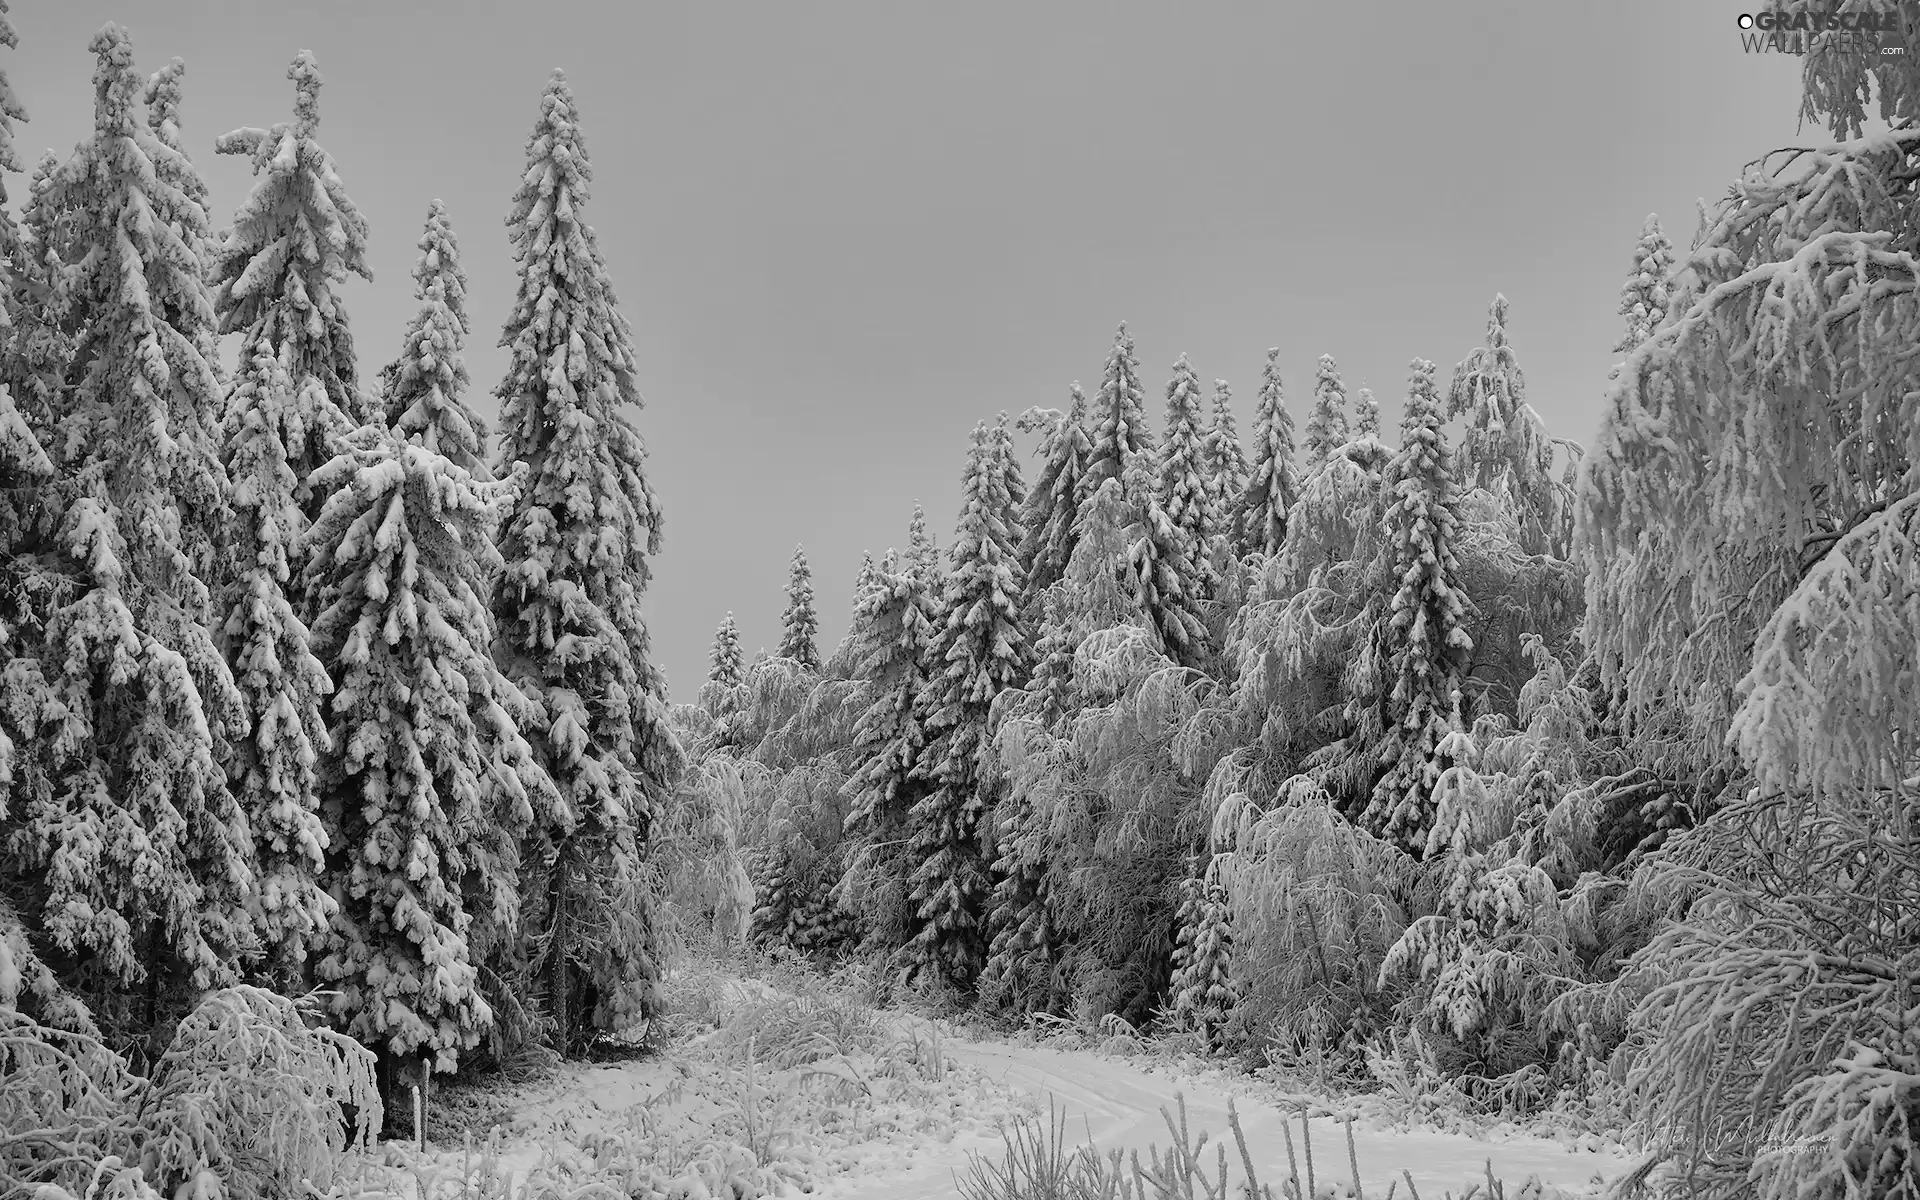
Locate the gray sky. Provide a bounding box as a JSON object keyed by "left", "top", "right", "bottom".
{"left": 11, "top": 1, "right": 1811, "bottom": 701}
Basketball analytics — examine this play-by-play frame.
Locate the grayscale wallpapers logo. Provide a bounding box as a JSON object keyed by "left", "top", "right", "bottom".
{"left": 1737, "top": 9, "right": 1906, "bottom": 54}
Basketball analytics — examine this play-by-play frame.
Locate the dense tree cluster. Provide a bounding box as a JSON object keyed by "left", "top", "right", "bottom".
{"left": 4, "top": 15, "right": 1914, "bottom": 1200}
{"left": 0, "top": 28, "right": 676, "bottom": 1139}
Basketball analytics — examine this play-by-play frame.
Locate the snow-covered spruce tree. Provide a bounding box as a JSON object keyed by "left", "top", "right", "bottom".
{"left": 0, "top": 1, "right": 20, "bottom": 200}
{"left": 143, "top": 59, "right": 225, "bottom": 308}
{"left": 0, "top": 26, "right": 254, "bottom": 1036}
{"left": 210, "top": 48, "right": 376, "bottom": 515}
{"left": 977, "top": 590, "right": 1073, "bottom": 1015}
{"left": 4, "top": 151, "right": 66, "bottom": 437}
{"left": 302, "top": 421, "right": 548, "bottom": 1086}
{"left": 1168, "top": 858, "right": 1236, "bottom": 1046}
{"left": 1238, "top": 347, "right": 1297, "bottom": 559}
{"left": 1614, "top": 215, "right": 1674, "bottom": 356}
{"left": 1124, "top": 444, "right": 1210, "bottom": 667}
{"left": 1577, "top": 87, "right": 1920, "bottom": 1199}
{"left": 1353, "top": 386, "right": 1380, "bottom": 441}
{"left": 1015, "top": 383, "right": 1091, "bottom": 623}
{"left": 1357, "top": 359, "right": 1473, "bottom": 854}
{"left": 702, "top": 610, "right": 744, "bottom": 727}
{"left": 1156, "top": 354, "right": 1218, "bottom": 599}
{"left": 902, "top": 417, "right": 1030, "bottom": 989}
{"left": 490, "top": 69, "right": 679, "bottom": 1054}
{"left": 1446, "top": 295, "right": 1567, "bottom": 556}
{"left": 217, "top": 334, "right": 336, "bottom": 977}
{"left": 837, "top": 518, "right": 939, "bottom": 953}
{"left": 1302, "top": 354, "right": 1350, "bottom": 469}
{"left": 1078, "top": 323, "right": 1155, "bottom": 518}
{"left": 385, "top": 201, "right": 485, "bottom": 473}
{"left": 778, "top": 545, "right": 820, "bottom": 669}
{"left": 1202, "top": 378, "right": 1248, "bottom": 546}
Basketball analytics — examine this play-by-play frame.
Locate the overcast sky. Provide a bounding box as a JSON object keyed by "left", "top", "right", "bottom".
{"left": 10, "top": 1, "right": 1813, "bottom": 701}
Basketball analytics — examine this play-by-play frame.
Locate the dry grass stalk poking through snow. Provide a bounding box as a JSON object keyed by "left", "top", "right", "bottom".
{"left": 960, "top": 1093, "right": 1591, "bottom": 1200}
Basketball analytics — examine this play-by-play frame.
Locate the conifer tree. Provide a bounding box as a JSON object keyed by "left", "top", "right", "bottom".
{"left": 2, "top": 27, "right": 254, "bottom": 1023}
{"left": 709, "top": 612, "right": 744, "bottom": 691}
{"left": 1078, "top": 323, "right": 1155, "bottom": 520}
{"left": 1354, "top": 385, "right": 1381, "bottom": 440}
{"left": 1202, "top": 379, "right": 1248, "bottom": 544}
{"left": 1615, "top": 214, "right": 1674, "bottom": 355}
{"left": 303, "top": 422, "right": 547, "bottom": 1079}
{"left": 1303, "top": 354, "right": 1350, "bottom": 467}
{"left": 1028, "top": 592, "right": 1076, "bottom": 730}
{"left": 979, "top": 592, "right": 1072, "bottom": 1013}
{"left": 1447, "top": 295, "right": 1560, "bottom": 554}
{"left": 218, "top": 333, "right": 336, "bottom": 974}
{"left": 1168, "top": 862, "right": 1236, "bottom": 1045}
{"left": 778, "top": 545, "right": 820, "bottom": 669}
{"left": 903, "top": 418, "right": 1030, "bottom": 988}
{"left": 852, "top": 551, "right": 880, "bottom": 605}
{"left": 210, "top": 48, "right": 375, "bottom": 511}
{"left": 0, "top": 3, "right": 20, "bottom": 198}
{"left": 143, "top": 59, "right": 222, "bottom": 287}
{"left": 385, "top": 201, "right": 484, "bottom": 475}
{"left": 4, "top": 151, "right": 65, "bottom": 436}
{"left": 908, "top": 499, "right": 943, "bottom": 605}
{"left": 1015, "top": 383, "right": 1091, "bottom": 619}
{"left": 1125, "top": 449, "right": 1209, "bottom": 665}
{"left": 839, "top": 512, "right": 939, "bottom": 951}
{"left": 491, "top": 70, "right": 679, "bottom": 1050}
{"left": 1359, "top": 359, "right": 1473, "bottom": 853}
{"left": 1157, "top": 354, "right": 1217, "bottom": 597}
{"left": 1238, "top": 347, "right": 1298, "bottom": 558}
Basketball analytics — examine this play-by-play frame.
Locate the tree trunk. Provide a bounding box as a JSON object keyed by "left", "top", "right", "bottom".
{"left": 549, "top": 841, "right": 571, "bottom": 1055}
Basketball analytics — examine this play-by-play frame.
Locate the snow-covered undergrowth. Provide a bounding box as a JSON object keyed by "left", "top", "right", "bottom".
{"left": 331, "top": 956, "right": 1044, "bottom": 1199}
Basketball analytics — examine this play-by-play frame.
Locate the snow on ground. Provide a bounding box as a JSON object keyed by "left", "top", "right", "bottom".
{"left": 820, "top": 1038, "right": 1635, "bottom": 1200}
{"left": 349, "top": 965, "right": 1638, "bottom": 1200}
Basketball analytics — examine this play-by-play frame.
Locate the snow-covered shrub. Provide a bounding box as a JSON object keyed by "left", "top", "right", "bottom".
{"left": 1, "top": 986, "right": 379, "bottom": 1199}
{"left": 1211, "top": 779, "right": 1418, "bottom": 1061}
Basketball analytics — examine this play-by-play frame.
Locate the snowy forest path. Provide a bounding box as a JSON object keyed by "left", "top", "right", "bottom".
{"left": 826, "top": 1038, "right": 1633, "bottom": 1199}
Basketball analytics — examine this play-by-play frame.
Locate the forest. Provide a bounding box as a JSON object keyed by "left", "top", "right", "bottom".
{"left": 0, "top": 3, "right": 1916, "bottom": 1200}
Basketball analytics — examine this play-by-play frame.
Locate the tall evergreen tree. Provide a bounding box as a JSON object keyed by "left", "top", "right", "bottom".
{"left": 979, "top": 590, "right": 1073, "bottom": 1014}
{"left": 0, "top": 3, "right": 21, "bottom": 198}
{"left": 778, "top": 545, "right": 820, "bottom": 669}
{"left": 1615, "top": 214, "right": 1675, "bottom": 355}
{"left": 1015, "top": 383, "right": 1091, "bottom": 620}
{"left": 709, "top": 612, "right": 744, "bottom": 690}
{"left": 1156, "top": 354, "right": 1216, "bottom": 597}
{"left": 839, "top": 516, "right": 939, "bottom": 952}
{"left": 1078, "top": 323, "right": 1155, "bottom": 521}
{"left": 1125, "top": 450, "right": 1209, "bottom": 665}
{"left": 385, "top": 201, "right": 484, "bottom": 473}
{"left": 852, "top": 551, "right": 880, "bottom": 605}
{"left": 490, "top": 70, "right": 680, "bottom": 1051}
{"left": 144, "top": 59, "right": 222, "bottom": 286}
{"left": 1238, "top": 347, "right": 1297, "bottom": 558}
{"left": 0, "top": 27, "right": 254, "bottom": 1028}
{"left": 210, "top": 48, "right": 375, "bottom": 514}
{"left": 904, "top": 417, "right": 1030, "bottom": 988}
{"left": 1447, "top": 294, "right": 1560, "bottom": 554}
{"left": 1353, "top": 385, "right": 1381, "bottom": 440}
{"left": 1303, "top": 354, "right": 1350, "bottom": 467}
{"left": 1359, "top": 359, "right": 1473, "bottom": 853}
{"left": 302, "top": 421, "right": 547, "bottom": 1081}
{"left": 218, "top": 333, "right": 336, "bottom": 975}
{"left": 4, "top": 151, "right": 65, "bottom": 438}
{"left": 1201, "top": 379, "right": 1248, "bottom": 545}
